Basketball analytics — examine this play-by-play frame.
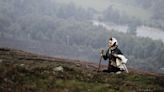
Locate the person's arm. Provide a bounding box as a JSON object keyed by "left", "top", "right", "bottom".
{"left": 102, "top": 49, "right": 110, "bottom": 60}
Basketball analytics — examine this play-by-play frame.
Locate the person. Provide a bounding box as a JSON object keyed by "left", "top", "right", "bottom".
{"left": 101, "top": 37, "right": 128, "bottom": 74}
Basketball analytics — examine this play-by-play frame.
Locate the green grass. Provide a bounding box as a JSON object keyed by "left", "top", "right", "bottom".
{"left": 55, "top": 79, "right": 115, "bottom": 92}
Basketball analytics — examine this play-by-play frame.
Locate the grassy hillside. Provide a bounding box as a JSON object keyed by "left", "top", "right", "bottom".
{"left": 0, "top": 48, "right": 163, "bottom": 92}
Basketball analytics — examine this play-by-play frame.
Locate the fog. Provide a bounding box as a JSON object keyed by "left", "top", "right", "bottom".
{"left": 92, "top": 20, "right": 164, "bottom": 42}
{"left": 0, "top": 0, "right": 164, "bottom": 73}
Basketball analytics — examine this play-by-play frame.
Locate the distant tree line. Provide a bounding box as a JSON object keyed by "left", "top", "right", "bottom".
{"left": 102, "top": 0, "right": 164, "bottom": 31}
{"left": 0, "top": 0, "right": 164, "bottom": 73}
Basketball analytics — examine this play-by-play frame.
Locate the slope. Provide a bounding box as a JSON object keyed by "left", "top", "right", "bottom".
{"left": 0, "top": 48, "right": 163, "bottom": 92}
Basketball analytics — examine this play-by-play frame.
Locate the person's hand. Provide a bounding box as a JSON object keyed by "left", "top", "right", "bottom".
{"left": 100, "top": 49, "right": 104, "bottom": 56}
{"left": 100, "top": 53, "right": 103, "bottom": 57}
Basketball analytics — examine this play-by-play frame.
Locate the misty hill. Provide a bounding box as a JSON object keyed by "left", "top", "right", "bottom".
{"left": 0, "top": 48, "right": 164, "bottom": 92}
{"left": 0, "top": 0, "right": 164, "bottom": 73}
{"left": 57, "top": 0, "right": 164, "bottom": 30}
